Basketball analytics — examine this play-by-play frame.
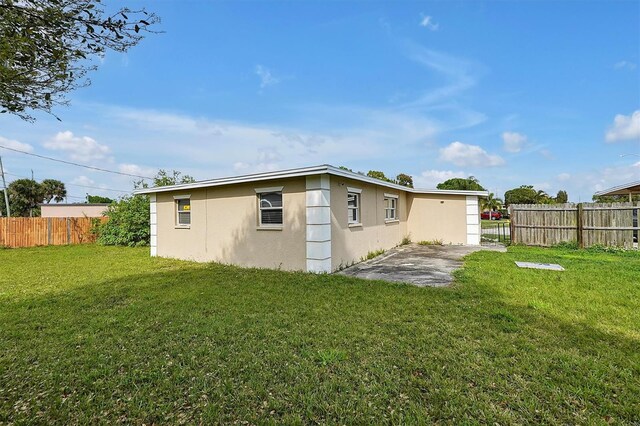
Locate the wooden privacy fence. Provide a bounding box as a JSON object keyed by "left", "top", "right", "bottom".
{"left": 0, "top": 217, "right": 106, "bottom": 248}
{"left": 509, "top": 202, "right": 639, "bottom": 249}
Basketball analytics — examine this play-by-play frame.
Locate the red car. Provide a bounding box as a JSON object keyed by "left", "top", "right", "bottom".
{"left": 481, "top": 211, "right": 502, "bottom": 220}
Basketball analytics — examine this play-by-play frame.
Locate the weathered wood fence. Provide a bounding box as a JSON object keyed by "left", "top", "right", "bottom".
{"left": 509, "top": 202, "right": 639, "bottom": 249}
{"left": 0, "top": 217, "right": 106, "bottom": 248}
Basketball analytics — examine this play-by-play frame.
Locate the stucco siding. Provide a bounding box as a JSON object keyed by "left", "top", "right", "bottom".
{"left": 155, "top": 177, "right": 307, "bottom": 270}
{"left": 406, "top": 194, "right": 468, "bottom": 244}
{"left": 330, "top": 176, "right": 409, "bottom": 270}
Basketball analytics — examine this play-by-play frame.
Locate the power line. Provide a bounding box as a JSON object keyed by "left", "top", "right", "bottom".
{"left": 0, "top": 144, "right": 154, "bottom": 179}
{"left": 3, "top": 171, "right": 131, "bottom": 193}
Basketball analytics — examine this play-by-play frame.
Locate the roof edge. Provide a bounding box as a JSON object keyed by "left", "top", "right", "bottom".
{"left": 594, "top": 180, "right": 640, "bottom": 196}
{"left": 134, "top": 164, "right": 488, "bottom": 197}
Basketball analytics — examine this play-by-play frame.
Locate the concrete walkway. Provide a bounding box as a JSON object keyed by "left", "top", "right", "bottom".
{"left": 337, "top": 243, "right": 506, "bottom": 287}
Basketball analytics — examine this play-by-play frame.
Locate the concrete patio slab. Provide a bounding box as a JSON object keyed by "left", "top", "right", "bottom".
{"left": 337, "top": 243, "right": 506, "bottom": 287}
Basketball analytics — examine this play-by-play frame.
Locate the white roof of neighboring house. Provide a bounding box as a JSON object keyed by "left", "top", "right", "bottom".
{"left": 594, "top": 181, "right": 640, "bottom": 196}
{"left": 134, "top": 164, "right": 488, "bottom": 197}
{"left": 38, "top": 203, "right": 111, "bottom": 207}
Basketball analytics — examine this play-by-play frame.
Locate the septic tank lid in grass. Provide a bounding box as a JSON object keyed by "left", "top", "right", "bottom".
{"left": 515, "top": 262, "right": 565, "bottom": 271}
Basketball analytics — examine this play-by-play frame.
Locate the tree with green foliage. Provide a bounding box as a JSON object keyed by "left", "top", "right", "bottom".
{"left": 0, "top": 0, "right": 159, "bottom": 121}
{"left": 134, "top": 169, "right": 196, "bottom": 189}
{"left": 41, "top": 179, "right": 67, "bottom": 203}
{"left": 0, "top": 179, "right": 43, "bottom": 216}
{"left": 366, "top": 170, "right": 394, "bottom": 183}
{"left": 0, "top": 178, "right": 67, "bottom": 216}
{"left": 396, "top": 173, "right": 414, "bottom": 188}
{"left": 437, "top": 176, "right": 486, "bottom": 191}
{"left": 481, "top": 193, "right": 503, "bottom": 217}
{"left": 96, "top": 170, "right": 194, "bottom": 246}
{"left": 86, "top": 194, "right": 114, "bottom": 204}
{"left": 95, "top": 194, "right": 150, "bottom": 247}
{"left": 555, "top": 190, "right": 568, "bottom": 204}
{"left": 504, "top": 185, "right": 537, "bottom": 205}
{"left": 504, "top": 185, "right": 555, "bottom": 205}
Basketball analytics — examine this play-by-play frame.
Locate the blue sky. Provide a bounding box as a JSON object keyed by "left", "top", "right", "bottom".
{"left": 1, "top": 0, "right": 639, "bottom": 202}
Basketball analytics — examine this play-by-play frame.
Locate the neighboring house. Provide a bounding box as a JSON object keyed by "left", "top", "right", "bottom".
{"left": 134, "top": 165, "right": 487, "bottom": 273}
{"left": 594, "top": 181, "right": 640, "bottom": 202}
{"left": 39, "top": 203, "right": 109, "bottom": 218}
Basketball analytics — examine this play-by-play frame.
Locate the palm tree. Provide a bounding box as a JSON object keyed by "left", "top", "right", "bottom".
{"left": 535, "top": 190, "right": 553, "bottom": 204}
{"left": 481, "top": 193, "right": 503, "bottom": 220}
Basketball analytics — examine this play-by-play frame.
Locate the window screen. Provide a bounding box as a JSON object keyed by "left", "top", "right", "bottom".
{"left": 348, "top": 192, "right": 360, "bottom": 224}
{"left": 176, "top": 198, "right": 191, "bottom": 226}
{"left": 259, "top": 192, "right": 283, "bottom": 225}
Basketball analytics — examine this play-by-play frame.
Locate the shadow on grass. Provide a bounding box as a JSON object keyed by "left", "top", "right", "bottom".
{"left": 1, "top": 262, "right": 639, "bottom": 424}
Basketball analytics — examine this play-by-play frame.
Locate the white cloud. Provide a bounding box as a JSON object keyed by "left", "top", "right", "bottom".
{"left": 108, "top": 105, "right": 440, "bottom": 177}
{"left": 557, "top": 173, "right": 571, "bottom": 182}
{"left": 419, "top": 15, "right": 439, "bottom": 31}
{"left": 255, "top": 65, "right": 279, "bottom": 90}
{"left": 0, "top": 135, "right": 34, "bottom": 154}
{"left": 233, "top": 162, "right": 250, "bottom": 172}
{"left": 591, "top": 161, "right": 640, "bottom": 192}
{"left": 71, "top": 175, "right": 96, "bottom": 186}
{"left": 605, "top": 110, "right": 640, "bottom": 143}
{"left": 502, "top": 131, "right": 527, "bottom": 153}
{"left": 403, "top": 46, "right": 480, "bottom": 108}
{"left": 439, "top": 141, "right": 505, "bottom": 167}
{"left": 614, "top": 60, "right": 637, "bottom": 70}
{"left": 538, "top": 149, "right": 555, "bottom": 160}
{"left": 118, "top": 163, "right": 156, "bottom": 179}
{"left": 533, "top": 182, "right": 551, "bottom": 191}
{"left": 414, "top": 169, "right": 466, "bottom": 188}
{"left": 44, "top": 131, "right": 110, "bottom": 162}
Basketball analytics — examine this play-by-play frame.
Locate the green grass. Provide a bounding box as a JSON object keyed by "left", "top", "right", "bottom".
{"left": 362, "top": 248, "right": 386, "bottom": 261}
{"left": 481, "top": 219, "right": 511, "bottom": 229}
{"left": 1, "top": 245, "right": 639, "bottom": 424}
{"left": 418, "top": 239, "right": 444, "bottom": 246}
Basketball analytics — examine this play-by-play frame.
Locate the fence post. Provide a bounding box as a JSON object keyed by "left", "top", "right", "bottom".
{"left": 66, "top": 218, "right": 71, "bottom": 244}
{"left": 47, "top": 218, "right": 52, "bottom": 245}
{"left": 509, "top": 205, "right": 515, "bottom": 244}
{"left": 577, "top": 203, "right": 584, "bottom": 249}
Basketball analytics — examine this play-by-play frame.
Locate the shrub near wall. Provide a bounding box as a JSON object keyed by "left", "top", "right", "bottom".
{"left": 95, "top": 195, "right": 150, "bottom": 247}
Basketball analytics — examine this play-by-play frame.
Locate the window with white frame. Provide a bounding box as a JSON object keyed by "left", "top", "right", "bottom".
{"left": 384, "top": 195, "right": 398, "bottom": 220}
{"left": 347, "top": 191, "right": 360, "bottom": 224}
{"left": 258, "top": 191, "right": 283, "bottom": 226}
{"left": 175, "top": 197, "right": 191, "bottom": 226}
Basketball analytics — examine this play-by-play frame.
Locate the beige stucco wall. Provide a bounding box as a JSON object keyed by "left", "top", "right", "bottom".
{"left": 330, "top": 176, "right": 409, "bottom": 270}
{"left": 155, "top": 177, "right": 307, "bottom": 270}
{"left": 406, "top": 194, "right": 469, "bottom": 244}
{"left": 40, "top": 204, "right": 108, "bottom": 218}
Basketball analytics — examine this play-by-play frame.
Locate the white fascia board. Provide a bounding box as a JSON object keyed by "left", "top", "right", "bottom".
{"left": 134, "top": 164, "right": 489, "bottom": 197}
{"left": 254, "top": 186, "right": 284, "bottom": 193}
{"left": 134, "top": 165, "right": 331, "bottom": 195}
{"left": 594, "top": 180, "right": 640, "bottom": 196}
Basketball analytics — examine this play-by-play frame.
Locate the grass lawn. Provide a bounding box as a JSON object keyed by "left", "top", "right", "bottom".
{"left": 481, "top": 219, "right": 511, "bottom": 228}
{"left": 1, "top": 245, "right": 639, "bottom": 424}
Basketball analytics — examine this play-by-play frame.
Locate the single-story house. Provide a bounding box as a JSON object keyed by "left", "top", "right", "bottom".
{"left": 134, "top": 165, "right": 487, "bottom": 273}
{"left": 39, "top": 203, "right": 109, "bottom": 218}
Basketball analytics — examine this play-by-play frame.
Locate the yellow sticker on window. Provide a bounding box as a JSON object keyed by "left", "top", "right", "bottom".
{"left": 183, "top": 205, "right": 190, "bottom": 211}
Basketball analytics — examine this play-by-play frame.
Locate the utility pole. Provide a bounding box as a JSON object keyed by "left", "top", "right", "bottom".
{"left": 0, "top": 155, "right": 10, "bottom": 217}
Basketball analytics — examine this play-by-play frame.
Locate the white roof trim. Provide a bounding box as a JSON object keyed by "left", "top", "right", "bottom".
{"left": 594, "top": 180, "right": 640, "bottom": 196}
{"left": 254, "top": 186, "right": 284, "bottom": 193}
{"left": 134, "top": 164, "right": 489, "bottom": 197}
